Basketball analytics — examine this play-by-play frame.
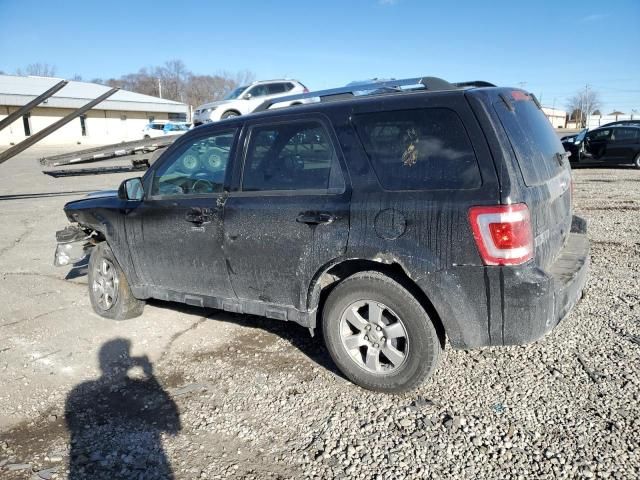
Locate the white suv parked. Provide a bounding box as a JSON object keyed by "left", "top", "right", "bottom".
{"left": 193, "top": 79, "right": 309, "bottom": 125}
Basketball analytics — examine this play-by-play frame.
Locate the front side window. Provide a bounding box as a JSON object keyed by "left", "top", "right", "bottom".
{"left": 242, "top": 121, "right": 344, "bottom": 192}
{"left": 151, "top": 130, "right": 236, "bottom": 197}
{"left": 588, "top": 129, "right": 611, "bottom": 141}
{"left": 247, "top": 85, "right": 269, "bottom": 98}
{"left": 353, "top": 108, "right": 481, "bottom": 190}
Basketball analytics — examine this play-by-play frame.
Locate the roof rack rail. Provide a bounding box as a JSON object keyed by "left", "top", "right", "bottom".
{"left": 254, "top": 76, "right": 460, "bottom": 113}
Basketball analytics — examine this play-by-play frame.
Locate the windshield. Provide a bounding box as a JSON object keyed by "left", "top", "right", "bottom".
{"left": 575, "top": 128, "right": 588, "bottom": 142}
{"left": 224, "top": 86, "right": 249, "bottom": 100}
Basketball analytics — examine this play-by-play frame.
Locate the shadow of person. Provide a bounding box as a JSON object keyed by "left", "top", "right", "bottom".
{"left": 65, "top": 338, "right": 180, "bottom": 479}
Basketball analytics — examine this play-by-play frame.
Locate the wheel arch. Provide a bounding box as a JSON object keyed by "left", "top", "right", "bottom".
{"left": 307, "top": 258, "right": 446, "bottom": 348}
{"left": 222, "top": 109, "right": 241, "bottom": 118}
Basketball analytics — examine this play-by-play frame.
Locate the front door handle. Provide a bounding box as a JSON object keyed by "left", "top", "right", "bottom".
{"left": 296, "top": 211, "right": 336, "bottom": 225}
{"left": 185, "top": 207, "right": 213, "bottom": 224}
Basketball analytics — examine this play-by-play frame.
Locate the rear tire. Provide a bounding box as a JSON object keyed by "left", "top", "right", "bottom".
{"left": 322, "top": 271, "right": 441, "bottom": 393}
{"left": 634, "top": 153, "right": 640, "bottom": 169}
{"left": 88, "top": 242, "right": 145, "bottom": 320}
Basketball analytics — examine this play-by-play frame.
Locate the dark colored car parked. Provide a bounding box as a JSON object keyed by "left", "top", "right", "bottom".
{"left": 54, "top": 77, "right": 589, "bottom": 392}
{"left": 563, "top": 125, "right": 640, "bottom": 168}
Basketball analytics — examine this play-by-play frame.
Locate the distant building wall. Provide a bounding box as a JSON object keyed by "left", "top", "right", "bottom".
{"left": 586, "top": 114, "right": 638, "bottom": 128}
{"left": 542, "top": 107, "right": 567, "bottom": 128}
{"left": 0, "top": 106, "right": 170, "bottom": 145}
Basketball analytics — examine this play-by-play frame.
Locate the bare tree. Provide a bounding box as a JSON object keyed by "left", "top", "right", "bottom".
{"left": 16, "top": 63, "right": 57, "bottom": 77}
{"left": 566, "top": 87, "right": 602, "bottom": 127}
{"left": 47, "top": 60, "right": 256, "bottom": 112}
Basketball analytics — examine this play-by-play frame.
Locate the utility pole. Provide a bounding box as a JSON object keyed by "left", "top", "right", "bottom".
{"left": 584, "top": 84, "right": 591, "bottom": 128}
{"left": 158, "top": 79, "right": 162, "bottom": 99}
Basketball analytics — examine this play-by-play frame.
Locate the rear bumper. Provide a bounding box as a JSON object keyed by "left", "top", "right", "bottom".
{"left": 501, "top": 217, "right": 589, "bottom": 345}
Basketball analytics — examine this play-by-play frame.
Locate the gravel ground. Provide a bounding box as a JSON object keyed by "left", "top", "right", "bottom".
{"left": 0, "top": 152, "right": 639, "bottom": 479}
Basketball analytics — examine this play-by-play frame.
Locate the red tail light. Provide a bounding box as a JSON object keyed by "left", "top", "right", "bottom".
{"left": 468, "top": 204, "right": 533, "bottom": 265}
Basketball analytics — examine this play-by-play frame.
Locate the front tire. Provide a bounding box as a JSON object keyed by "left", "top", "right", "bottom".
{"left": 88, "top": 242, "right": 145, "bottom": 320}
{"left": 221, "top": 111, "right": 239, "bottom": 119}
{"left": 322, "top": 271, "right": 441, "bottom": 393}
{"left": 634, "top": 152, "right": 640, "bottom": 169}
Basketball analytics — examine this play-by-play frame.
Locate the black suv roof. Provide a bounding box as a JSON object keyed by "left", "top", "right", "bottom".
{"left": 599, "top": 120, "right": 640, "bottom": 128}
{"left": 254, "top": 76, "right": 496, "bottom": 113}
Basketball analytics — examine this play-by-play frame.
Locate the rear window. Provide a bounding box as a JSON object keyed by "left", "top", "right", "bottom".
{"left": 352, "top": 108, "right": 481, "bottom": 191}
{"left": 495, "top": 93, "right": 565, "bottom": 186}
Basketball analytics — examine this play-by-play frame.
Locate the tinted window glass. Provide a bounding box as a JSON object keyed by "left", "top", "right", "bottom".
{"left": 353, "top": 108, "right": 481, "bottom": 190}
{"left": 267, "top": 83, "right": 287, "bottom": 94}
{"left": 248, "top": 85, "right": 269, "bottom": 97}
{"left": 242, "top": 121, "right": 344, "bottom": 192}
{"left": 588, "top": 129, "right": 611, "bottom": 140}
{"left": 152, "top": 130, "right": 236, "bottom": 196}
{"left": 495, "top": 95, "right": 565, "bottom": 186}
{"left": 612, "top": 128, "right": 638, "bottom": 141}
{"left": 152, "top": 123, "right": 164, "bottom": 130}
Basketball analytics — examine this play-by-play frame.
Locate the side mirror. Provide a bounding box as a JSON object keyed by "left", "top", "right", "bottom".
{"left": 118, "top": 177, "right": 144, "bottom": 201}
{"left": 243, "top": 93, "right": 252, "bottom": 100}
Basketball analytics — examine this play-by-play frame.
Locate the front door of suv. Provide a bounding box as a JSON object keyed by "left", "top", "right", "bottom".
{"left": 124, "top": 128, "right": 238, "bottom": 299}
{"left": 223, "top": 116, "right": 350, "bottom": 310}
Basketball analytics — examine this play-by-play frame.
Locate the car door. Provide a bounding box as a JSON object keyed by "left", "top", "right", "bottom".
{"left": 584, "top": 128, "right": 611, "bottom": 161}
{"left": 607, "top": 128, "right": 640, "bottom": 162}
{"left": 243, "top": 84, "right": 270, "bottom": 113}
{"left": 223, "top": 115, "right": 351, "bottom": 311}
{"left": 124, "top": 127, "right": 239, "bottom": 299}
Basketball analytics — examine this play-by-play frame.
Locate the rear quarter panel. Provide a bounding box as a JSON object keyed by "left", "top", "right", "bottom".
{"left": 334, "top": 92, "right": 503, "bottom": 347}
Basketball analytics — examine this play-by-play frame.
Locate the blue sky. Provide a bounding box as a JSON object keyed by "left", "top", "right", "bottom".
{"left": 1, "top": 0, "right": 638, "bottom": 113}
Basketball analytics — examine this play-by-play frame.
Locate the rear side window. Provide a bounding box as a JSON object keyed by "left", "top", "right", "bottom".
{"left": 612, "top": 128, "right": 638, "bottom": 141}
{"left": 352, "top": 108, "right": 481, "bottom": 190}
{"left": 267, "top": 83, "right": 287, "bottom": 94}
{"left": 242, "top": 120, "right": 345, "bottom": 192}
{"left": 495, "top": 94, "right": 565, "bottom": 186}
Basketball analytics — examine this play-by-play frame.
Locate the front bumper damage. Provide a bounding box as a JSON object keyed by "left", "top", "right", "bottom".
{"left": 53, "top": 225, "right": 94, "bottom": 267}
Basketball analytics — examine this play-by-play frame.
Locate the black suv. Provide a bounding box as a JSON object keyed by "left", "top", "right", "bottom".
{"left": 54, "top": 77, "right": 589, "bottom": 392}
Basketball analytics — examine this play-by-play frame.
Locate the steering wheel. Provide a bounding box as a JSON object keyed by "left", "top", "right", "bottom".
{"left": 192, "top": 178, "right": 215, "bottom": 194}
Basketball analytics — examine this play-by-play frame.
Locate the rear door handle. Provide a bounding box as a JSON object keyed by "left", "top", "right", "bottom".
{"left": 296, "top": 211, "right": 336, "bottom": 225}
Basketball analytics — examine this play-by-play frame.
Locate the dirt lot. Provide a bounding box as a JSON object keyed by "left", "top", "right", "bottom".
{"left": 0, "top": 147, "right": 639, "bottom": 479}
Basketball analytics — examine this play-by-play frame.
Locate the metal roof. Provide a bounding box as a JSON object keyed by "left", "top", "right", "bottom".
{"left": 0, "top": 75, "right": 187, "bottom": 114}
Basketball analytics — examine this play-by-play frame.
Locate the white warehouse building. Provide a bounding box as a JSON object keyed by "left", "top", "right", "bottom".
{"left": 0, "top": 75, "right": 188, "bottom": 146}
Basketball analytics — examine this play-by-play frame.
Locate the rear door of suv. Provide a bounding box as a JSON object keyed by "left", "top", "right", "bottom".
{"left": 223, "top": 114, "right": 351, "bottom": 311}
{"left": 491, "top": 90, "right": 572, "bottom": 269}
{"left": 607, "top": 127, "right": 640, "bottom": 163}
